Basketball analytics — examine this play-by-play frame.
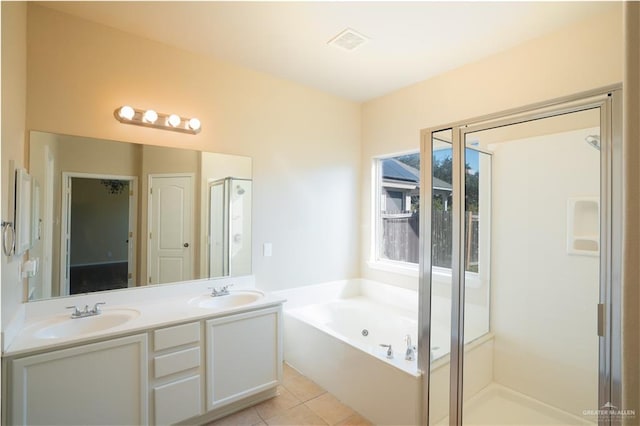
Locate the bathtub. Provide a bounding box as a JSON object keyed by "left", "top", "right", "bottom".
{"left": 276, "top": 279, "right": 493, "bottom": 425}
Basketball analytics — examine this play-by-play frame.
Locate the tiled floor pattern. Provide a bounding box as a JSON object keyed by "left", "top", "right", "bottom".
{"left": 208, "top": 363, "right": 373, "bottom": 426}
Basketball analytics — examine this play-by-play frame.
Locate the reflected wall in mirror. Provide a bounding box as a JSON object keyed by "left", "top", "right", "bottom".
{"left": 27, "top": 131, "right": 252, "bottom": 301}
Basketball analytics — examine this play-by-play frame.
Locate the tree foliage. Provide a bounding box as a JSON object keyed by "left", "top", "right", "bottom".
{"left": 395, "top": 152, "right": 480, "bottom": 213}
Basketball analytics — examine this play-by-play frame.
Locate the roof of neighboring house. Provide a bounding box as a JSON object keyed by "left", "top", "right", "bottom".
{"left": 382, "top": 158, "right": 419, "bottom": 183}
{"left": 433, "top": 177, "right": 452, "bottom": 192}
{"left": 382, "top": 158, "right": 452, "bottom": 191}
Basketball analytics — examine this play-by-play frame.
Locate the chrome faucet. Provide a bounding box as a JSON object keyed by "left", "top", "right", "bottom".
{"left": 66, "top": 302, "right": 106, "bottom": 319}
{"left": 209, "top": 284, "right": 233, "bottom": 297}
{"left": 379, "top": 344, "right": 393, "bottom": 359}
{"left": 405, "top": 335, "right": 417, "bottom": 361}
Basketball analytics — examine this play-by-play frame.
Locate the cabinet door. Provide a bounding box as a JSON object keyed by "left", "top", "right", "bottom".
{"left": 206, "top": 307, "right": 281, "bottom": 410}
{"left": 10, "top": 334, "right": 148, "bottom": 425}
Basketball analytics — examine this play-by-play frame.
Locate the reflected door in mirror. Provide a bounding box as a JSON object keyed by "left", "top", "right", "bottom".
{"left": 148, "top": 174, "right": 194, "bottom": 285}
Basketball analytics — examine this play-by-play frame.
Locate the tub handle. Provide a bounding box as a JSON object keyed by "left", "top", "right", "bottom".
{"left": 405, "top": 335, "right": 417, "bottom": 361}
{"left": 379, "top": 344, "right": 393, "bottom": 359}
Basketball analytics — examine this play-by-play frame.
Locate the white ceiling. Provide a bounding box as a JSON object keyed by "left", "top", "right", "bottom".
{"left": 39, "top": 1, "right": 615, "bottom": 102}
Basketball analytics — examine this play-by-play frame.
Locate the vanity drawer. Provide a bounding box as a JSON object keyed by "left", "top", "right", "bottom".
{"left": 154, "top": 375, "right": 202, "bottom": 425}
{"left": 154, "top": 321, "right": 201, "bottom": 351}
{"left": 155, "top": 347, "right": 201, "bottom": 378}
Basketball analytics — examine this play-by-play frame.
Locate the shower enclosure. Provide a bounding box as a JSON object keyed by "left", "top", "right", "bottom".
{"left": 419, "top": 87, "right": 622, "bottom": 425}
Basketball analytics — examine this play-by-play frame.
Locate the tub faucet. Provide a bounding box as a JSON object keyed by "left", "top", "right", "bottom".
{"left": 405, "top": 335, "right": 417, "bottom": 361}
{"left": 379, "top": 344, "right": 393, "bottom": 359}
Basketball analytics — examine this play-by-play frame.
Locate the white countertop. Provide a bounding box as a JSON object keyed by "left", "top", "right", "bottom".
{"left": 3, "top": 276, "right": 286, "bottom": 357}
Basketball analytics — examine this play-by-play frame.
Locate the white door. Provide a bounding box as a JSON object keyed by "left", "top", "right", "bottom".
{"left": 148, "top": 174, "right": 194, "bottom": 284}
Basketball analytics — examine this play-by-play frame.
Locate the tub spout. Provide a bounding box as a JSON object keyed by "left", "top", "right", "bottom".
{"left": 405, "top": 335, "right": 417, "bottom": 361}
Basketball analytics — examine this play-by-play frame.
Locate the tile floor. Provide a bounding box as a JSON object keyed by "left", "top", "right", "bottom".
{"left": 208, "top": 363, "right": 373, "bottom": 426}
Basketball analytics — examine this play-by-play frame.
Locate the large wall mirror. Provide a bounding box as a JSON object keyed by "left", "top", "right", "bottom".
{"left": 27, "top": 131, "right": 252, "bottom": 301}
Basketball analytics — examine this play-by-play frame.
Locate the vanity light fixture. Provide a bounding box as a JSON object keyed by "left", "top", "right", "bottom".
{"left": 114, "top": 105, "right": 202, "bottom": 134}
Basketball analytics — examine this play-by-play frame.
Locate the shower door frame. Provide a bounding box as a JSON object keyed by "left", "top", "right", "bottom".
{"left": 418, "top": 85, "right": 622, "bottom": 425}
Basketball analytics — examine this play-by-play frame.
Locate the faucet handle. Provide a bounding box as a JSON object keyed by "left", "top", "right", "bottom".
{"left": 92, "top": 302, "right": 106, "bottom": 314}
{"left": 66, "top": 305, "right": 81, "bottom": 317}
{"left": 405, "top": 334, "right": 412, "bottom": 347}
{"left": 379, "top": 344, "right": 393, "bottom": 359}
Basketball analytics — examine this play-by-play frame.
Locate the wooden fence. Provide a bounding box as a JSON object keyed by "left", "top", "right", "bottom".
{"left": 382, "top": 211, "right": 478, "bottom": 270}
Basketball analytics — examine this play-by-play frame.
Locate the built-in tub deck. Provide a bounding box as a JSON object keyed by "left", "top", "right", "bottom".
{"left": 276, "top": 279, "right": 493, "bottom": 425}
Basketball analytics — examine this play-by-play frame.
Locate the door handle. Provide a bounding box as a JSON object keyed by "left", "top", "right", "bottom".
{"left": 183, "top": 243, "right": 189, "bottom": 248}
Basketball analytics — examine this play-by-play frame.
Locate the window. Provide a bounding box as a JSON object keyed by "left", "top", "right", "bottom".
{"left": 375, "top": 153, "right": 421, "bottom": 265}
{"left": 373, "top": 149, "right": 486, "bottom": 274}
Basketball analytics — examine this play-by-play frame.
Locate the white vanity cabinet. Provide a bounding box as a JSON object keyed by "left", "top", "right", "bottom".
{"left": 8, "top": 334, "right": 148, "bottom": 426}
{"left": 4, "top": 301, "right": 283, "bottom": 425}
{"left": 205, "top": 306, "right": 282, "bottom": 411}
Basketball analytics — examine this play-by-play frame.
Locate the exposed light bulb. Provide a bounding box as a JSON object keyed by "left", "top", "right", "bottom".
{"left": 167, "top": 114, "right": 181, "bottom": 127}
{"left": 115, "top": 105, "right": 199, "bottom": 134}
{"left": 118, "top": 105, "right": 135, "bottom": 120}
{"left": 143, "top": 109, "right": 158, "bottom": 123}
{"left": 188, "top": 118, "right": 201, "bottom": 131}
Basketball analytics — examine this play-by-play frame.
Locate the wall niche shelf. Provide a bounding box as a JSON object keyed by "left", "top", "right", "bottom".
{"left": 567, "top": 197, "right": 599, "bottom": 257}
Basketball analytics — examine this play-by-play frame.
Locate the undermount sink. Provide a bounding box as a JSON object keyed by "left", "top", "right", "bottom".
{"left": 33, "top": 309, "right": 141, "bottom": 339}
{"left": 188, "top": 290, "right": 264, "bottom": 309}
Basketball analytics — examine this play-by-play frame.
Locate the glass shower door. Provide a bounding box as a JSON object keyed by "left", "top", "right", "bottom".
{"left": 460, "top": 108, "right": 602, "bottom": 425}
{"left": 424, "top": 129, "right": 454, "bottom": 425}
{"left": 421, "top": 88, "right": 621, "bottom": 426}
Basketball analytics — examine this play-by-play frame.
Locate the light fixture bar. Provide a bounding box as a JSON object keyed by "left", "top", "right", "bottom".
{"left": 114, "top": 106, "right": 201, "bottom": 135}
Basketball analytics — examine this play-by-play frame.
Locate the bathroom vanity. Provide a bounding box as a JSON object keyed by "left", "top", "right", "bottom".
{"left": 1, "top": 279, "right": 284, "bottom": 425}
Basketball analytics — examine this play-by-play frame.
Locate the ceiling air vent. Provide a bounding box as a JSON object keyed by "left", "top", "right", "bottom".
{"left": 328, "top": 28, "right": 369, "bottom": 51}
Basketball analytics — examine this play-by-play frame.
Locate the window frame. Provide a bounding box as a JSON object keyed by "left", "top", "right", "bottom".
{"left": 371, "top": 152, "right": 421, "bottom": 275}
{"left": 370, "top": 150, "right": 486, "bottom": 288}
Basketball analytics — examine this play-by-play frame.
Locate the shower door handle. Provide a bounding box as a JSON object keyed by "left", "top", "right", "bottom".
{"left": 597, "top": 303, "right": 605, "bottom": 337}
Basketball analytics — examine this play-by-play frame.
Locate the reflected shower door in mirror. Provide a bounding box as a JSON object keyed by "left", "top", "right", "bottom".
{"left": 27, "top": 131, "right": 252, "bottom": 301}
{"left": 209, "top": 178, "right": 252, "bottom": 278}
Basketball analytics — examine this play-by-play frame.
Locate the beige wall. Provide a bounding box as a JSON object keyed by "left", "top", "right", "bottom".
{"left": 1, "top": 2, "right": 28, "bottom": 331}
{"left": 25, "top": 4, "right": 361, "bottom": 306}
{"left": 360, "top": 5, "right": 623, "bottom": 289}
{"left": 58, "top": 135, "right": 141, "bottom": 177}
